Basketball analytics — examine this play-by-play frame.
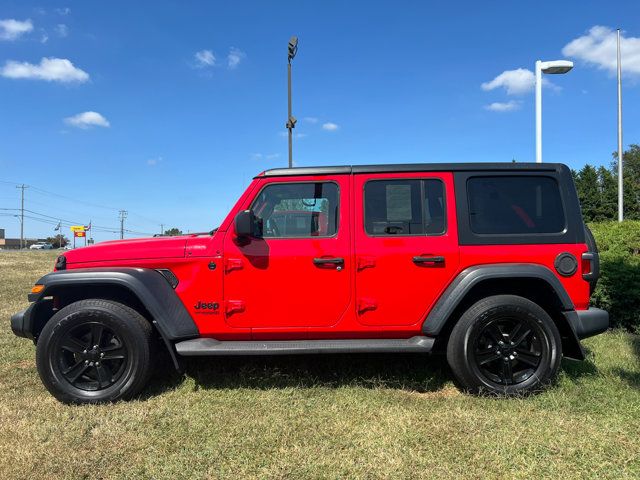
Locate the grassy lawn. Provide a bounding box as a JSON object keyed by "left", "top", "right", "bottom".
{"left": 1, "top": 250, "right": 639, "bottom": 479}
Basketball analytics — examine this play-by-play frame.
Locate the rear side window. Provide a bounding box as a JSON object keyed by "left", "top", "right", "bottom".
{"left": 467, "top": 176, "right": 565, "bottom": 235}
{"left": 364, "top": 179, "right": 445, "bottom": 236}
{"left": 251, "top": 182, "right": 339, "bottom": 238}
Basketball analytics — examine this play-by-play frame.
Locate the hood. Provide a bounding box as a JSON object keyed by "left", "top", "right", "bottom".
{"left": 63, "top": 236, "right": 188, "bottom": 265}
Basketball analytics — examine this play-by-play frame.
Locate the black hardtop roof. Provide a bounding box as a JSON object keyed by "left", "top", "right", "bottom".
{"left": 258, "top": 162, "right": 567, "bottom": 178}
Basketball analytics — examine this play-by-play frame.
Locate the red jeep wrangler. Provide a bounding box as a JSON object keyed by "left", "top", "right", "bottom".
{"left": 11, "top": 163, "right": 608, "bottom": 403}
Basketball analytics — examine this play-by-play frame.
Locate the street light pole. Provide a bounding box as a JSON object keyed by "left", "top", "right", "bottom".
{"left": 535, "top": 61, "right": 543, "bottom": 164}
{"left": 617, "top": 28, "right": 624, "bottom": 222}
{"left": 535, "top": 59, "right": 573, "bottom": 163}
{"left": 286, "top": 36, "right": 298, "bottom": 169}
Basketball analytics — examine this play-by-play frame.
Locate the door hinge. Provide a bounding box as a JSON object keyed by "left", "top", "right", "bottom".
{"left": 225, "top": 258, "right": 243, "bottom": 273}
{"left": 357, "top": 256, "right": 376, "bottom": 271}
{"left": 357, "top": 298, "right": 378, "bottom": 314}
{"left": 225, "top": 300, "right": 246, "bottom": 316}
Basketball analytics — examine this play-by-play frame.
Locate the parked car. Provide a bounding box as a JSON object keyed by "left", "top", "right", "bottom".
{"left": 11, "top": 162, "right": 608, "bottom": 403}
{"left": 29, "top": 242, "right": 53, "bottom": 250}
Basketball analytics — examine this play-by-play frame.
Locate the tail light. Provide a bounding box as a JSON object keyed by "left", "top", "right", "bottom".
{"left": 582, "top": 252, "right": 599, "bottom": 282}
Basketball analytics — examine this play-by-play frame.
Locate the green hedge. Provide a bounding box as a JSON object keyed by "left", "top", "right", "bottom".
{"left": 589, "top": 221, "right": 640, "bottom": 333}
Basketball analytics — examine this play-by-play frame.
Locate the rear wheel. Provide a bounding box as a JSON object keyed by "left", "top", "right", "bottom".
{"left": 446, "top": 295, "right": 562, "bottom": 396}
{"left": 36, "top": 299, "right": 153, "bottom": 404}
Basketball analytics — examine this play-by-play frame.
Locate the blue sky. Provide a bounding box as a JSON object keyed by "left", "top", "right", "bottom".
{"left": 1, "top": 1, "right": 639, "bottom": 242}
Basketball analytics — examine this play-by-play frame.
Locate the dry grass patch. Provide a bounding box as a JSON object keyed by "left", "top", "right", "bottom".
{"left": 0, "top": 250, "right": 639, "bottom": 478}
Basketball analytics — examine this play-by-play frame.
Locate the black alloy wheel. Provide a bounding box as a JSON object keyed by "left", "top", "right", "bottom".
{"left": 447, "top": 295, "right": 562, "bottom": 396}
{"left": 471, "top": 316, "right": 543, "bottom": 386}
{"left": 57, "top": 322, "right": 129, "bottom": 391}
{"left": 36, "top": 299, "right": 154, "bottom": 404}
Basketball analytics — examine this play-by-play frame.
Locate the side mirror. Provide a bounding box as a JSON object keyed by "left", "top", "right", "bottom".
{"left": 234, "top": 210, "right": 262, "bottom": 238}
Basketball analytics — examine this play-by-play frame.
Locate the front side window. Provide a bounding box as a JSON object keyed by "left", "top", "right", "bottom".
{"left": 467, "top": 176, "right": 565, "bottom": 235}
{"left": 251, "top": 182, "right": 339, "bottom": 238}
{"left": 364, "top": 179, "right": 445, "bottom": 236}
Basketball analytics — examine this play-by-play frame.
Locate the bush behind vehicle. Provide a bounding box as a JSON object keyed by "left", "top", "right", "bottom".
{"left": 590, "top": 221, "right": 640, "bottom": 333}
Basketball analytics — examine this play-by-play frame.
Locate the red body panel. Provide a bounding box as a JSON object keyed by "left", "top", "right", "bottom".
{"left": 61, "top": 171, "right": 593, "bottom": 340}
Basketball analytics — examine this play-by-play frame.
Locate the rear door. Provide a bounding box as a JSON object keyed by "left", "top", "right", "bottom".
{"left": 222, "top": 176, "right": 352, "bottom": 330}
{"left": 354, "top": 172, "right": 459, "bottom": 326}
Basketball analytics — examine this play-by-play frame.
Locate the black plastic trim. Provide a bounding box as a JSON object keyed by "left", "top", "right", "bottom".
{"left": 156, "top": 269, "right": 179, "bottom": 289}
{"left": 175, "top": 336, "right": 435, "bottom": 356}
{"left": 11, "top": 306, "right": 32, "bottom": 339}
{"left": 29, "top": 268, "right": 199, "bottom": 340}
{"left": 567, "top": 307, "right": 609, "bottom": 340}
{"left": 259, "top": 162, "right": 562, "bottom": 178}
{"left": 422, "top": 264, "right": 575, "bottom": 335}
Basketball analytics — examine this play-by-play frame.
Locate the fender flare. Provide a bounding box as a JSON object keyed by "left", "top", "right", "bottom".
{"left": 422, "top": 263, "right": 575, "bottom": 335}
{"left": 30, "top": 267, "right": 199, "bottom": 341}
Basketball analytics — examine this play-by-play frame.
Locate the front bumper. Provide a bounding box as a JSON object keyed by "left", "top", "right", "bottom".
{"left": 11, "top": 304, "right": 35, "bottom": 339}
{"left": 568, "top": 307, "right": 609, "bottom": 340}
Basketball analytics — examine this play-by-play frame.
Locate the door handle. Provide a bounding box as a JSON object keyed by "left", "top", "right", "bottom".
{"left": 412, "top": 255, "right": 445, "bottom": 266}
{"left": 313, "top": 257, "right": 344, "bottom": 269}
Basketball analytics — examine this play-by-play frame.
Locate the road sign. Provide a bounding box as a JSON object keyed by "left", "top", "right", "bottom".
{"left": 74, "top": 231, "right": 86, "bottom": 238}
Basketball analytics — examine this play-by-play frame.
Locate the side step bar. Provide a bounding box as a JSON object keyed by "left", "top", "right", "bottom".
{"left": 175, "top": 336, "right": 435, "bottom": 356}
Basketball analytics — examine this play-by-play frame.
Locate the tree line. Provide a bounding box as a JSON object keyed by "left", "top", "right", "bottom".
{"left": 572, "top": 144, "right": 640, "bottom": 222}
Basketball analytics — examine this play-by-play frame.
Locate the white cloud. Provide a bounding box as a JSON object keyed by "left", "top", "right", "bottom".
{"left": 484, "top": 100, "right": 521, "bottom": 112}
{"left": 147, "top": 156, "right": 162, "bottom": 166}
{"left": 56, "top": 8, "right": 71, "bottom": 16}
{"left": 279, "top": 131, "right": 307, "bottom": 138}
{"left": 481, "top": 68, "right": 559, "bottom": 95}
{"left": 562, "top": 26, "right": 640, "bottom": 77}
{"left": 40, "top": 32, "right": 48, "bottom": 43}
{"left": 194, "top": 50, "right": 215, "bottom": 68}
{"left": 55, "top": 24, "right": 68, "bottom": 37}
{"left": 64, "top": 111, "right": 110, "bottom": 129}
{"left": 227, "top": 47, "right": 245, "bottom": 69}
{"left": 303, "top": 117, "right": 318, "bottom": 124}
{"left": 322, "top": 122, "right": 339, "bottom": 131}
{"left": 0, "top": 19, "right": 33, "bottom": 41}
{"left": 1, "top": 57, "right": 89, "bottom": 83}
{"left": 481, "top": 68, "right": 536, "bottom": 95}
{"left": 251, "top": 153, "right": 280, "bottom": 161}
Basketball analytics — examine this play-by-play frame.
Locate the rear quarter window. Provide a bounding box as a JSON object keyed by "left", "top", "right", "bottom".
{"left": 467, "top": 176, "right": 566, "bottom": 235}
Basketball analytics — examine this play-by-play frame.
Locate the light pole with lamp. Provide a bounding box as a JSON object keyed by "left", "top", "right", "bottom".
{"left": 535, "top": 60, "right": 573, "bottom": 163}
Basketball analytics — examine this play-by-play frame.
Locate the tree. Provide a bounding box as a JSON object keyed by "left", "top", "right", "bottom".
{"left": 164, "top": 228, "right": 183, "bottom": 236}
{"left": 574, "top": 165, "right": 600, "bottom": 221}
{"left": 611, "top": 144, "right": 640, "bottom": 220}
{"left": 596, "top": 166, "right": 617, "bottom": 221}
{"left": 46, "top": 236, "right": 69, "bottom": 248}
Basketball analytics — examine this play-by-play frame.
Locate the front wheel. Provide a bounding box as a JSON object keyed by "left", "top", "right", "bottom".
{"left": 446, "top": 295, "right": 562, "bottom": 396}
{"left": 36, "top": 299, "right": 153, "bottom": 404}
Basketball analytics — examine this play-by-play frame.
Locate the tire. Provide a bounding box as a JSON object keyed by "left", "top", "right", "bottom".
{"left": 36, "top": 299, "right": 153, "bottom": 404}
{"left": 446, "top": 295, "right": 562, "bottom": 396}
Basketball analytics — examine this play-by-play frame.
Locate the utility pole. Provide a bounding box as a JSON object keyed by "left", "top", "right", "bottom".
{"left": 160, "top": 224, "right": 164, "bottom": 236}
{"left": 16, "top": 184, "right": 28, "bottom": 249}
{"left": 119, "top": 210, "right": 128, "bottom": 239}
{"left": 286, "top": 36, "right": 298, "bottom": 168}
{"left": 617, "top": 28, "right": 624, "bottom": 222}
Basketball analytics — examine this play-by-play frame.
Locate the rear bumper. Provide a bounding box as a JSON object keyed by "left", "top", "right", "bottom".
{"left": 568, "top": 307, "right": 609, "bottom": 340}
{"left": 11, "top": 304, "right": 35, "bottom": 339}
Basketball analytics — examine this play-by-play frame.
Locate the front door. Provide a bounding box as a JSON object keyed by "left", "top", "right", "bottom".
{"left": 354, "top": 172, "right": 459, "bottom": 326}
{"left": 223, "top": 176, "right": 352, "bottom": 330}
